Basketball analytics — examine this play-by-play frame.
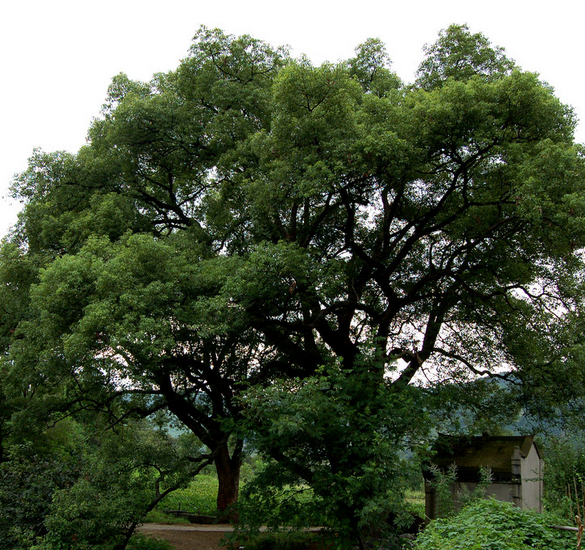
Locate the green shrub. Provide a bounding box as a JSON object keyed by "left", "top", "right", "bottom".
{"left": 40, "top": 475, "right": 152, "bottom": 550}
{"left": 34, "top": 421, "right": 201, "bottom": 550}
{"left": 0, "top": 448, "right": 79, "bottom": 549}
{"left": 414, "top": 498, "right": 574, "bottom": 550}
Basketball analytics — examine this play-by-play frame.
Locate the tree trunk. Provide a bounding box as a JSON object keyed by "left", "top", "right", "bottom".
{"left": 214, "top": 440, "right": 242, "bottom": 522}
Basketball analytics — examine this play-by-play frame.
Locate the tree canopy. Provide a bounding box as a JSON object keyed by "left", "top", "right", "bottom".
{"left": 2, "top": 23, "right": 585, "bottom": 546}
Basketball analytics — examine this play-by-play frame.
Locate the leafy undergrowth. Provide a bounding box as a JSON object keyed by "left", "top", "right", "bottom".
{"left": 414, "top": 498, "right": 574, "bottom": 550}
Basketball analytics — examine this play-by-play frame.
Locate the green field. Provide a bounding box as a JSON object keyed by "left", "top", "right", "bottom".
{"left": 145, "top": 475, "right": 219, "bottom": 523}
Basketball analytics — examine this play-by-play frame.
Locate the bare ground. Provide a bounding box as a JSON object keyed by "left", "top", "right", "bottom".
{"left": 139, "top": 523, "right": 235, "bottom": 550}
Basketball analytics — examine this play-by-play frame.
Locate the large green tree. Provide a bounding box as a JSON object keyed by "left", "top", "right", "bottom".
{"left": 221, "top": 25, "right": 585, "bottom": 405}
{"left": 3, "top": 25, "right": 585, "bottom": 535}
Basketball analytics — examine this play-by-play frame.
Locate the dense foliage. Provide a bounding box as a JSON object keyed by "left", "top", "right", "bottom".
{"left": 2, "top": 22, "right": 585, "bottom": 549}
{"left": 541, "top": 434, "right": 585, "bottom": 521}
{"left": 238, "top": 364, "right": 426, "bottom": 547}
{"left": 0, "top": 417, "right": 202, "bottom": 550}
{"left": 414, "top": 498, "right": 574, "bottom": 550}
{"left": 0, "top": 447, "right": 78, "bottom": 549}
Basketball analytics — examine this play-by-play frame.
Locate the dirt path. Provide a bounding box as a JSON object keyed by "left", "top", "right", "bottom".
{"left": 139, "top": 523, "right": 234, "bottom": 550}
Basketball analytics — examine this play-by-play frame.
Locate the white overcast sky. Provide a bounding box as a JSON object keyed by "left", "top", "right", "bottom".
{"left": 1, "top": 0, "right": 584, "bottom": 239}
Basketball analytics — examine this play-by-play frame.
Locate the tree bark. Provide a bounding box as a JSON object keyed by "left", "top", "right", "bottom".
{"left": 214, "top": 440, "right": 242, "bottom": 522}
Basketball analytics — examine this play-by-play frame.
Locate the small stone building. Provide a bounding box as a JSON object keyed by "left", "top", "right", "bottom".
{"left": 423, "top": 434, "right": 543, "bottom": 519}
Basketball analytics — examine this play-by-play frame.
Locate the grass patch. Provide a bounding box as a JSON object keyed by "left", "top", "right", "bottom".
{"left": 404, "top": 488, "right": 425, "bottom": 518}
{"left": 144, "top": 509, "right": 191, "bottom": 524}
{"left": 156, "top": 474, "right": 218, "bottom": 516}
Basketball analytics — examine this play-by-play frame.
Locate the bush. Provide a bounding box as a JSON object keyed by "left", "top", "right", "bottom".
{"left": 413, "top": 498, "right": 574, "bottom": 550}
{"left": 35, "top": 421, "right": 202, "bottom": 550}
{"left": 0, "top": 449, "right": 79, "bottom": 549}
{"left": 41, "top": 475, "right": 153, "bottom": 550}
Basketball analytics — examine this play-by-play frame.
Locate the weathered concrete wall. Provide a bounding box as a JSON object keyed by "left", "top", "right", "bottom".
{"left": 520, "top": 444, "right": 543, "bottom": 512}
